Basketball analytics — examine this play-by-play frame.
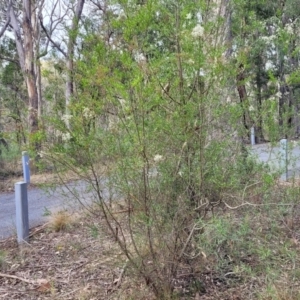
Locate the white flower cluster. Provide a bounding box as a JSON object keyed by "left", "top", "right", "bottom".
{"left": 186, "top": 13, "right": 192, "bottom": 20}
{"left": 62, "top": 132, "right": 71, "bottom": 141}
{"left": 191, "top": 24, "right": 204, "bottom": 38}
{"left": 61, "top": 114, "right": 73, "bottom": 124}
{"left": 55, "top": 130, "right": 71, "bottom": 142}
{"left": 261, "top": 35, "right": 275, "bottom": 43}
{"left": 153, "top": 154, "right": 163, "bottom": 163}
{"left": 285, "top": 24, "right": 293, "bottom": 35}
{"left": 119, "top": 98, "right": 126, "bottom": 107}
{"left": 38, "top": 151, "right": 47, "bottom": 158}
{"left": 249, "top": 105, "right": 255, "bottom": 112}
{"left": 187, "top": 59, "right": 195, "bottom": 65}
{"left": 83, "top": 107, "right": 94, "bottom": 119}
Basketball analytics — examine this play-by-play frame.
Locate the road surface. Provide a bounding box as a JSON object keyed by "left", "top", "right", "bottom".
{"left": 251, "top": 140, "right": 300, "bottom": 179}
{"left": 0, "top": 181, "right": 97, "bottom": 240}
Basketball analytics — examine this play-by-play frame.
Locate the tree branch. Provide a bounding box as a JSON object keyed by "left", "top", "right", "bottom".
{"left": 0, "top": 16, "right": 10, "bottom": 38}
{"left": 39, "top": 15, "right": 67, "bottom": 57}
{"left": 0, "top": 54, "right": 19, "bottom": 65}
{"left": 0, "top": 0, "right": 12, "bottom": 38}
{"left": 7, "top": 3, "right": 25, "bottom": 70}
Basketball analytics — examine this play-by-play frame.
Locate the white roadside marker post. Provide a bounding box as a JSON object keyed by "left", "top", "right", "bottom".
{"left": 15, "top": 151, "right": 30, "bottom": 243}
{"left": 22, "top": 151, "right": 30, "bottom": 184}
{"left": 280, "top": 139, "right": 288, "bottom": 181}
{"left": 251, "top": 127, "right": 255, "bottom": 146}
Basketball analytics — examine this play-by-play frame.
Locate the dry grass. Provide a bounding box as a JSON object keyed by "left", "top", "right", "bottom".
{"left": 49, "top": 211, "right": 75, "bottom": 232}
{"left": 0, "top": 212, "right": 130, "bottom": 300}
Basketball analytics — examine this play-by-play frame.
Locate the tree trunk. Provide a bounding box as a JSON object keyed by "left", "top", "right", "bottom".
{"left": 5, "top": 0, "right": 40, "bottom": 144}
{"left": 254, "top": 54, "right": 265, "bottom": 143}
{"left": 32, "top": 0, "right": 43, "bottom": 119}
{"left": 237, "top": 64, "right": 252, "bottom": 142}
{"left": 22, "top": 0, "right": 39, "bottom": 136}
{"left": 65, "top": 0, "right": 85, "bottom": 128}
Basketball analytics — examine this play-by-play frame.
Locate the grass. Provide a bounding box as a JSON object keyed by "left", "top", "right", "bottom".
{"left": 49, "top": 211, "right": 74, "bottom": 232}
{"left": 0, "top": 182, "right": 300, "bottom": 299}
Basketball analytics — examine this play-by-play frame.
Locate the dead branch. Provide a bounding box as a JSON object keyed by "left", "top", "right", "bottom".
{"left": 0, "top": 272, "right": 34, "bottom": 284}
{"left": 113, "top": 259, "right": 129, "bottom": 290}
{"left": 223, "top": 200, "right": 294, "bottom": 210}
{"left": 178, "top": 224, "right": 204, "bottom": 260}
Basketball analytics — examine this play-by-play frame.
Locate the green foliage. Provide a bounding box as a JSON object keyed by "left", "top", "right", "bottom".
{"left": 41, "top": 1, "right": 276, "bottom": 298}
{"left": 0, "top": 0, "right": 297, "bottom": 297}
{"left": 0, "top": 141, "right": 23, "bottom": 176}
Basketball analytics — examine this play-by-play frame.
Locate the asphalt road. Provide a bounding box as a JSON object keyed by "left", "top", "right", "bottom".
{"left": 251, "top": 140, "right": 300, "bottom": 179}
{"left": 0, "top": 181, "right": 97, "bottom": 240}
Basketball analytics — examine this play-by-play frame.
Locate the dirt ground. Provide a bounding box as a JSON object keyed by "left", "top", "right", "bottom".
{"left": 0, "top": 215, "right": 250, "bottom": 300}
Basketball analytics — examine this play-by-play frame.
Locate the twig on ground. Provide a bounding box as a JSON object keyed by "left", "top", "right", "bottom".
{"left": 28, "top": 222, "right": 50, "bottom": 238}
{"left": 223, "top": 200, "right": 294, "bottom": 210}
{"left": 114, "top": 260, "right": 129, "bottom": 289}
{"left": 0, "top": 272, "right": 34, "bottom": 284}
{"left": 0, "top": 272, "right": 51, "bottom": 287}
{"left": 58, "top": 287, "right": 83, "bottom": 299}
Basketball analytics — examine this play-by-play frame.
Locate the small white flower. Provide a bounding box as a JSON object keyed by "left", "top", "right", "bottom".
{"left": 119, "top": 98, "right": 126, "bottom": 107}
{"left": 191, "top": 24, "right": 204, "bottom": 38}
{"left": 135, "top": 52, "right": 147, "bottom": 63}
{"left": 285, "top": 24, "right": 293, "bottom": 34}
{"left": 117, "top": 11, "right": 126, "bottom": 20}
{"left": 38, "top": 151, "right": 47, "bottom": 158}
{"left": 55, "top": 130, "right": 63, "bottom": 137}
{"left": 61, "top": 114, "right": 73, "bottom": 124}
{"left": 261, "top": 35, "right": 276, "bottom": 43}
{"left": 62, "top": 132, "right": 71, "bottom": 141}
{"left": 261, "top": 36, "right": 270, "bottom": 42}
{"left": 153, "top": 154, "right": 163, "bottom": 163}
{"left": 275, "top": 91, "right": 283, "bottom": 98}
{"left": 249, "top": 105, "right": 255, "bottom": 112}
{"left": 199, "top": 68, "right": 205, "bottom": 76}
{"left": 186, "top": 13, "right": 192, "bottom": 20}
{"left": 83, "top": 107, "right": 94, "bottom": 119}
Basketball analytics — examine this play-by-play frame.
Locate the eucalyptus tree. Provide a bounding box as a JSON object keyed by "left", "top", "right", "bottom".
{"left": 0, "top": 0, "right": 45, "bottom": 143}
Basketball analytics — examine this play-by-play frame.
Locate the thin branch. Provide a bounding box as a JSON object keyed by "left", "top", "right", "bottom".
{"left": 0, "top": 0, "right": 12, "bottom": 38}
{"left": 223, "top": 200, "right": 294, "bottom": 210}
{"left": 178, "top": 224, "right": 204, "bottom": 260}
{"left": 0, "top": 54, "right": 19, "bottom": 65}
{"left": 0, "top": 273, "right": 33, "bottom": 284}
{"left": 39, "top": 15, "right": 67, "bottom": 57}
{"left": 0, "top": 16, "right": 10, "bottom": 38}
{"left": 90, "top": 0, "right": 106, "bottom": 12}
{"left": 112, "top": 260, "right": 129, "bottom": 290}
